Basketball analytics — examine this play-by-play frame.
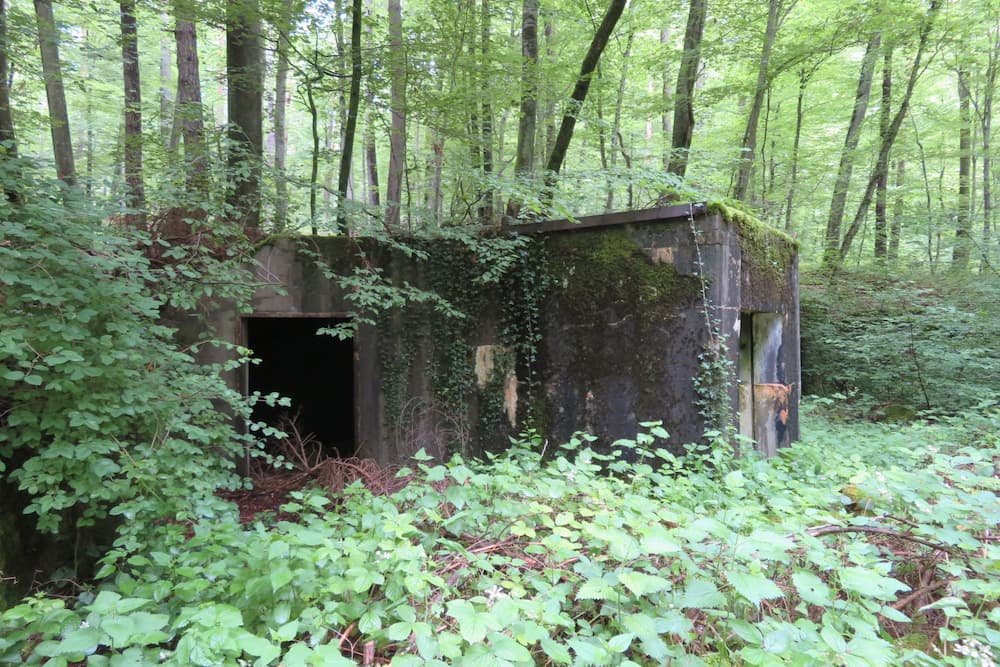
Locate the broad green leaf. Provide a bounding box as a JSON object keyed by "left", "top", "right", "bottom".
{"left": 728, "top": 619, "right": 762, "bottom": 645}
{"left": 541, "top": 637, "right": 572, "bottom": 664}
{"left": 568, "top": 637, "right": 610, "bottom": 665}
{"left": 52, "top": 627, "right": 105, "bottom": 656}
{"left": 791, "top": 571, "right": 833, "bottom": 606}
{"left": 101, "top": 616, "right": 134, "bottom": 648}
{"left": 837, "top": 567, "right": 909, "bottom": 601}
{"left": 676, "top": 578, "right": 726, "bottom": 609}
{"left": 726, "top": 571, "right": 784, "bottom": 606}
{"left": 608, "top": 633, "right": 635, "bottom": 652}
{"left": 269, "top": 566, "right": 293, "bottom": 592}
{"left": 487, "top": 631, "right": 531, "bottom": 663}
{"left": 446, "top": 600, "right": 489, "bottom": 644}
{"left": 576, "top": 578, "right": 614, "bottom": 600}
{"left": 240, "top": 634, "right": 280, "bottom": 664}
{"left": 639, "top": 525, "right": 683, "bottom": 555}
{"left": 619, "top": 570, "right": 671, "bottom": 596}
{"left": 821, "top": 625, "right": 847, "bottom": 653}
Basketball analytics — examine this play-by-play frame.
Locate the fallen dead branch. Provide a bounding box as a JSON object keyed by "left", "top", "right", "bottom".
{"left": 795, "top": 524, "right": 958, "bottom": 555}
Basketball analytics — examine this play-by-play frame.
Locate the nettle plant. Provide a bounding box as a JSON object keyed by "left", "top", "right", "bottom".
{"left": 0, "top": 165, "right": 259, "bottom": 536}
{"left": 2, "top": 402, "right": 998, "bottom": 666}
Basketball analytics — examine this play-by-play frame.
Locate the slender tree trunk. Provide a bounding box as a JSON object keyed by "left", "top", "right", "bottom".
{"left": 912, "top": 116, "right": 935, "bottom": 267}
{"left": 305, "top": 77, "right": 319, "bottom": 233}
{"left": 981, "top": 29, "right": 998, "bottom": 272}
{"left": 838, "top": 0, "right": 942, "bottom": 263}
{"left": 33, "top": 0, "right": 74, "bottom": 185}
{"left": 667, "top": 0, "right": 707, "bottom": 179}
{"left": 822, "top": 32, "right": 880, "bottom": 267}
{"left": 954, "top": 69, "right": 972, "bottom": 270}
{"left": 386, "top": 0, "right": 406, "bottom": 227}
{"left": 425, "top": 130, "right": 443, "bottom": 220}
{"left": 477, "top": 0, "right": 494, "bottom": 224}
{"left": 0, "top": 0, "right": 18, "bottom": 203}
{"left": 365, "top": 127, "right": 380, "bottom": 207}
{"left": 661, "top": 27, "right": 672, "bottom": 171}
{"left": 874, "top": 48, "right": 892, "bottom": 262}
{"left": 175, "top": 9, "right": 207, "bottom": 193}
{"left": 337, "top": 0, "right": 363, "bottom": 232}
{"left": 120, "top": 0, "right": 145, "bottom": 229}
{"left": 227, "top": 0, "right": 263, "bottom": 229}
{"left": 889, "top": 159, "right": 904, "bottom": 261}
{"left": 507, "top": 0, "right": 538, "bottom": 219}
{"left": 597, "top": 83, "right": 610, "bottom": 209}
{"left": 363, "top": 0, "right": 380, "bottom": 208}
{"left": 761, "top": 88, "right": 775, "bottom": 208}
{"left": 732, "top": 0, "right": 782, "bottom": 202}
{"left": 605, "top": 28, "right": 634, "bottom": 213}
{"left": 79, "top": 36, "right": 94, "bottom": 197}
{"left": 0, "top": 0, "right": 13, "bottom": 156}
{"left": 544, "top": 0, "right": 627, "bottom": 187}
{"left": 784, "top": 69, "right": 808, "bottom": 233}
{"left": 542, "top": 16, "right": 556, "bottom": 164}
{"left": 273, "top": 0, "right": 292, "bottom": 231}
{"left": 159, "top": 12, "right": 173, "bottom": 146}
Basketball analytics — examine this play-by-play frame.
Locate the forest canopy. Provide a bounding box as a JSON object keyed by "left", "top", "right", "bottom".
{"left": 0, "top": 0, "right": 995, "bottom": 272}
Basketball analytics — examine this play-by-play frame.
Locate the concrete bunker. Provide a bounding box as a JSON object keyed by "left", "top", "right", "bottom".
{"left": 201, "top": 203, "right": 800, "bottom": 464}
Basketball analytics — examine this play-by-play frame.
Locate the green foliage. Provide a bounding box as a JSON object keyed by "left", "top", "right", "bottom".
{"left": 3, "top": 401, "right": 998, "bottom": 665}
{"left": 801, "top": 270, "right": 1000, "bottom": 415}
{"left": 0, "top": 164, "right": 256, "bottom": 534}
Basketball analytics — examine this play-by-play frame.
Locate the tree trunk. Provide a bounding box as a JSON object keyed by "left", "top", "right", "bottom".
{"left": 783, "top": 69, "right": 808, "bottom": 233}
{"left": 507, "top": 0, "right": 538, "bottom": 219}
{"left": 821, "top": 32, "right": 880, "bottom": 267}
{"left": 666, "top": 0, "right": 707, "bottom": 179}
{"left": 363, "top": 0, "right": 380, "bottom": 209}
{"left": 544, "top": 0, "right": 627, "bottom": 186}
{"left": 386, "top": 0, "right": 406, "bottom": 227}
{"left": 912, "top": 116, "right": 935, "bottom": 267}
{"left": 475, "top": 0, "right": 493, "bottom": 224}
{"left": 605, "top": 28, "right": 634, "bottom": 213}
{"left": 305, "top": 77, "right": 319, "bottom": 233}
{"left": 0, "top": 0, "right": 18, "bottom": 202}
{"left": 542, "top": 16, "right": 556, "bottom": 164}
{"left": 227, "top": 0, "right": 263, "bottom": 229}
{"left": 732, "top": 0, "right": 782, "bottom": 203}
{"left": 511, "top": 0, "right": 540, "bottom": 198}
{"left": 889, "top": 159, "right": 904, "bottom": 261}
{"left": 159, "top": 12, "right": 173, "bottom": 146}
{"left": 660, "top": 27, "right": 672, "bottom": 171}
{"left": 337, "top": 0, "right": 363, "bottom": 232}
{"left": 33, "top": 0, "right": 75, "bottom": 186}
{"left": 838, "top": 0, "right": 942, "bottom": 263}
{"left": 273, "top": 0, "right": 292, "bottom": 231}
{"left": 425, "top": 131, "right": 443, "bottom": 221}
{"left": 874, "top": 48, "right": 892, "bottom": 262}
{"left": 954, "top": 69, "right": 972, "bottom": 270}
{"left": 120, "top": 0, "right": 145, "bottom": 229}
{"left": 175, "top": 8, "right": 207, "bottom": 193}
{"left": 980, "top": 28, "right": 998, "bottom": 272}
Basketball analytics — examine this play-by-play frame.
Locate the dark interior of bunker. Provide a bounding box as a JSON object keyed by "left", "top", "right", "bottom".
{"left": 246, "top": 317, "right": 355, "bottom": 457}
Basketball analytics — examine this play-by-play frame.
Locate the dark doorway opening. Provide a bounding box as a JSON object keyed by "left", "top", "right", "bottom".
{"left": 246, "top": 317, "right": 355, "bottom": 457}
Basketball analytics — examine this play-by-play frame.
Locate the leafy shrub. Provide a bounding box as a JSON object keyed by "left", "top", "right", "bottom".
{"left": 800, "top": 271, "right": 1000, "bottom": 416}
{"left": 0, "top": 165, "right": 257, "bottom": 535}
{"left": 2, "top": 405, "right": 997, "bottom": 665}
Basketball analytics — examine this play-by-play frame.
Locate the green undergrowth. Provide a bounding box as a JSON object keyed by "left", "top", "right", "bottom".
{"left": 801, "top": 270, "right": 1000, "bottom": 416}
{"left": 2, "top": 402, "right": 998, "bottom": 666}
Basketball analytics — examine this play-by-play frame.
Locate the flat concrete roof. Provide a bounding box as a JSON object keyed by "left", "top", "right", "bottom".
{"left": 507, "top": 202, "right": 710, "bottom": 235}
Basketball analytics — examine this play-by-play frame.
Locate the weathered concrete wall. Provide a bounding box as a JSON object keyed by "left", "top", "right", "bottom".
{"left": 518, "top": 204, "right": 799, "bottom": 454}
{"left": 201, "top": 204, "right": 800, "bottom": 465}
